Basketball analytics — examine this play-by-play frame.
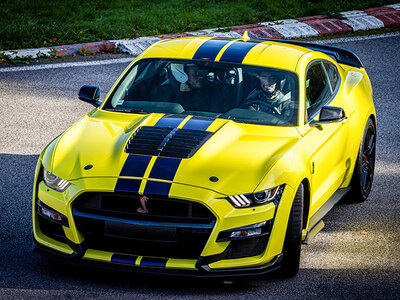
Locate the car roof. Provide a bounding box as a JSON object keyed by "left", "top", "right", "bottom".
{"left": 140, "top": 37, "right": 313, "bottom": 72}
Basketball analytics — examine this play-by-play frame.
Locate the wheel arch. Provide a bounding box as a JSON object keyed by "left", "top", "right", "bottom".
{"left": 369, "top": 113, "right": 377, "bottom": 128}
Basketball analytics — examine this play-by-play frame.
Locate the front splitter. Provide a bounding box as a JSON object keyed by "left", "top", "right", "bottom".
{"left": 33, "top": 239, "right": 283, "bottom": 278}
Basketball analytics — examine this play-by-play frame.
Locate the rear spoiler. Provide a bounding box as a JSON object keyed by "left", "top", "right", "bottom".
{"left": 256, "top": 39, "right": 364, "bottom": 68}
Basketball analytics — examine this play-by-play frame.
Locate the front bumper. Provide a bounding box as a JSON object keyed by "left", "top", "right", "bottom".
{"left": 33, "top": 175, "right": 295, "bottom": 276}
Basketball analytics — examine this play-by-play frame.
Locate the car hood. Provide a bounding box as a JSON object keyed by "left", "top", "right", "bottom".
{"left": 48, "top": 110, "right": 301, "bottom": 196}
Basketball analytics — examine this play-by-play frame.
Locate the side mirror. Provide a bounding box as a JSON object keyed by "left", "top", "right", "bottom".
{"left": 310, "top": 106, "right": 346, "bottom": 127}
{"left": 78, "top": 85, "right": 101, "bottom": 107}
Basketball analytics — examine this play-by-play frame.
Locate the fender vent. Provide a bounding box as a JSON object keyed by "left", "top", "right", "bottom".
{"left": 126, "top": 126, "right": 213, "bottom": 158}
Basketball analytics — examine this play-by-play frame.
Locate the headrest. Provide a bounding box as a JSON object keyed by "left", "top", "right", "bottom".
{"left": 170, "top": 64, "right": 188, "bottom": 83}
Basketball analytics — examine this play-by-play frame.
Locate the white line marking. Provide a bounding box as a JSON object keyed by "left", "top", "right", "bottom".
{"left": 313, "top": 31, "right": 400, "bottom": 45}
{"left": 0, "top": 57, "right": 134, "bottom": 73}
{"left": 0, "top": 31, "right": 399, "bottom": 73}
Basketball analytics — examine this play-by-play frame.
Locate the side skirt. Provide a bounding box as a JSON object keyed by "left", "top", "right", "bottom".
{"left": 302, "top": 187, "right": 350, "bottom": 244}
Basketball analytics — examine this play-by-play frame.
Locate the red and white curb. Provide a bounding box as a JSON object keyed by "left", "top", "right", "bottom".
{"left": 2, "top": 4, "right": 399, "bottom": 59}
{"left": 1, "top": 32, "right": 399, "bottom": 73}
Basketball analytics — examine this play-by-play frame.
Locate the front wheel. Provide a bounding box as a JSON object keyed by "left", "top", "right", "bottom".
{"left": 279, "top": 183, "right": 304, "bottom": 277}
{"left": 346, "top": 118, "right": 376, "bottom": 203}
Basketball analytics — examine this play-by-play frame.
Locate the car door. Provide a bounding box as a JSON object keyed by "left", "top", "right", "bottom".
{"left": 300, "top": 60, "right": 349, "bottom": 215}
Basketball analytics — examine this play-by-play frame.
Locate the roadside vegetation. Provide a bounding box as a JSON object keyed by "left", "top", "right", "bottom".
{"left": 0, "top": 0, "right": 398, "bottom": 51}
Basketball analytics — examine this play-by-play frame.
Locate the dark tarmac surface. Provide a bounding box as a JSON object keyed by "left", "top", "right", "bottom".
{"left": 0, "top": 34, "right": 399, "bottom": 299}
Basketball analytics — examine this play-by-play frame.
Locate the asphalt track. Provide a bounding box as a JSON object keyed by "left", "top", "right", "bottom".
{"left": 0, "top": 34, "right": 399, "bottom": 299}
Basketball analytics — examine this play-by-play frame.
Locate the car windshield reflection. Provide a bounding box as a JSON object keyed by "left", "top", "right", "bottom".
{"left": 104, "top": 59, "right": 299, "bottom": 126}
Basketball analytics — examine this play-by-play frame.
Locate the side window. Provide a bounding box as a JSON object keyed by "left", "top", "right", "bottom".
{"left": 305, "top": 61, "right": 333, "bottom": 121}
{"left": 323, "top": 61, "right": 339, "bottom": 93}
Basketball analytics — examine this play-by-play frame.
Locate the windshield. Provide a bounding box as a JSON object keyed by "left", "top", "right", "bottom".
{"left": 104, "top": 59, "right": 298, "bottom": 126}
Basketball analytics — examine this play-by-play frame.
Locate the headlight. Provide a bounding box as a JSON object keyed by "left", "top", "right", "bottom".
{"left": 43, "top": 168, "right": 71, "bottom": 192}
{"left": 227, "top": 185, "right": 284, "bottom": 208}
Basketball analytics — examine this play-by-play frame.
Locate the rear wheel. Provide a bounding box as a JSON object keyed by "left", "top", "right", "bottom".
{"left": 280, "top": 183, "right": 304, "bottom": 277}
{"left": 346, "top": 118, "right": 376, "bottom": 203}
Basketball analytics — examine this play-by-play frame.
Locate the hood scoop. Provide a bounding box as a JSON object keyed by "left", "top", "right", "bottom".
{"left": 126, "top": 126, "right": 213, "bottom": 158}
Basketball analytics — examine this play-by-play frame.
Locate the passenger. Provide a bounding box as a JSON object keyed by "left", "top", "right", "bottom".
{"left": 180, "top": 64, "right": 205, "bottom": 91}
{"left": 152, "top": 63, "right": 214, "bottom": 111}
{"left": 246, "top": 71, "right": 293, "bottom": 119}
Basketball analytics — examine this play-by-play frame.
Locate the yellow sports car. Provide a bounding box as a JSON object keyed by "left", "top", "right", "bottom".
{"left": 32, "top": 33, "right": 376, "bottom": 277}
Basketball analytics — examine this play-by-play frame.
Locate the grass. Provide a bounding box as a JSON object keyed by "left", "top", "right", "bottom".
{"left": 0, "top": 0, "right": 399, "bottom": 51}
{"left": 0, "top": 52, "right": 34, "bottom": 64}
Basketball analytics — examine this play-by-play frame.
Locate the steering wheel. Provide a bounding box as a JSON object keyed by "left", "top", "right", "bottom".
{"left": 240, "top": 99, "right": 280, "bottom": 114}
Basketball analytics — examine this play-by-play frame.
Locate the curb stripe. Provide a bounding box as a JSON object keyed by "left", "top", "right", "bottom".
{"left": 115, "top": 178, "right": 142, "bottom": 193}
{"left": 144, "top": 180, "right": 172, "bottom": 196}
{"left": 140, "top": 257, "right": 168, "bottom": 267}
{"left": 149, "top": 157, "right": 182, "bottom": 181}
{"left": 111, "top": 254, "right": 138, "bottom": 265}
{"left": 120, "top": 154, "right": 152, "bottom": 177}
{"left": 192, "top": 39, "right": 231, "bottom": 61}
{"left": 182, "top": 116, "right": 215, "bottom": 131}
{"left": 154, "top": 114, "right": 187, "bottom": 128}
{"left": 219, "top": 41, "right": 259, "bottom": 63}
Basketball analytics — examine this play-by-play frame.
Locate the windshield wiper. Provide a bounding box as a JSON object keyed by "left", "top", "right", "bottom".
{"left": 105, "top": 108, "right": 149, "bottom": 114}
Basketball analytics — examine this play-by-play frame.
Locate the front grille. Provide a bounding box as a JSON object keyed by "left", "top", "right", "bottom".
{"left": 74, "top": 192, "right": 214, "bottom": 224}
{"left": 72, "top": 192, "right": 215, "bottom": 259}
{"left": 126, "top": 126, "right": 213, "bottom": 158}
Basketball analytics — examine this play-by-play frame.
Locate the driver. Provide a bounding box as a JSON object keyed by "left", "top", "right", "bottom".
{"left": 245, "top": 71, "right": 293, "bottom": 119}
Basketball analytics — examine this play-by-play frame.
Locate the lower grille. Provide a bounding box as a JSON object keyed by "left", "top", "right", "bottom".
{"left": 37, "top": 214, "right": 67, "bottom": 244}
{"left": 226, "top": 235, "right": 270, "bottom": 259}
{"left": 72, "top": 192, "right": 215, "bottom": 259}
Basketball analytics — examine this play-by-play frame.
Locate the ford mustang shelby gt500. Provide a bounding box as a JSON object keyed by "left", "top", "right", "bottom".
{"left": 32, "top": 34, "right": 376, "bottom": 277}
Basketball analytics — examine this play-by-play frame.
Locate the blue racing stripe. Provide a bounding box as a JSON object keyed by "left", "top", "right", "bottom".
{"left": 219, "top": 41, "right": 259, "bottom": 63}
{"left": 111, "top": 254, "right": 138, "bottom": 265}
{"left": 182, "top": 116, "right": 214, "bottom": 131}
{"left": 140, "top": 257, "right": 168, "bottom": 267}
{"left": 193, "top": 39, "right": 231, "bottom": 61}
{"left": 115, "top": 178, "right": 141, "bottom": 193}
{"left": 144, "top": 180, "right": 172, "bottom": 196}
{"left": 120, "top": 154, "right": 151, "bottom": 177}
{"left": 149, "top": 157, "right": 181, "bottom": 181}
{"left": 154, "top": 114, "right": 186, "bottom": 128}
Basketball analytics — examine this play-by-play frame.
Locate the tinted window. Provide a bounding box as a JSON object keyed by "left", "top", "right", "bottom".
{"left": 323, "top": 61, "right": 339, "bottom": 93}
{"left": 305, "top": 61, "right": 333, "bottom": 120}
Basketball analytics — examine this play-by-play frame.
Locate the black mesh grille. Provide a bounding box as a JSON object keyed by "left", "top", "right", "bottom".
{"left": 226, "top": 235, "right": 270, "bottom": 259}
{"left": 72, "top": 192, "right": 215, "bottom": 259}
{"left": 126, "top": 126, "right": 213, "bottom": 158}
{"left": 37, "top": 215, "right": 67, "bottom": 244}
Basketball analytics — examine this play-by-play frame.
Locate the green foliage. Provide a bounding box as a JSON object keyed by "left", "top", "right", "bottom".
{"left": 77, "top": 47, "right": 92, "bottom": 56}
{"left": 48, "top": 48, "right": 59, "bottom": 58}
{"left": 36, "top": 51, "right": 48, "bottom": 59}
{"left": 0, "top": 0, "right": 398, "bottom": 50}
{"left": 0, "top": 52, "right": 34, "bottom": 64}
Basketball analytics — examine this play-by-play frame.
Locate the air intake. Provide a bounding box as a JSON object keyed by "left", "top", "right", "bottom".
{"left": 126, "top": 126, "right": 213, "bottom": 159}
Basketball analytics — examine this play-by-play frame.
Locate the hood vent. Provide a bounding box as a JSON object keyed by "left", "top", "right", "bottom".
{"left": 126, "top": 126, "right": 213, "bottom": 158}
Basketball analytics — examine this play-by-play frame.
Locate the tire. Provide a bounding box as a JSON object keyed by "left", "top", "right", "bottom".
{"left": 345, "top": 118, "right": 376, "bottom": 203}
{"left": 279, "top": 183, "right": 304, "bottom": 277}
